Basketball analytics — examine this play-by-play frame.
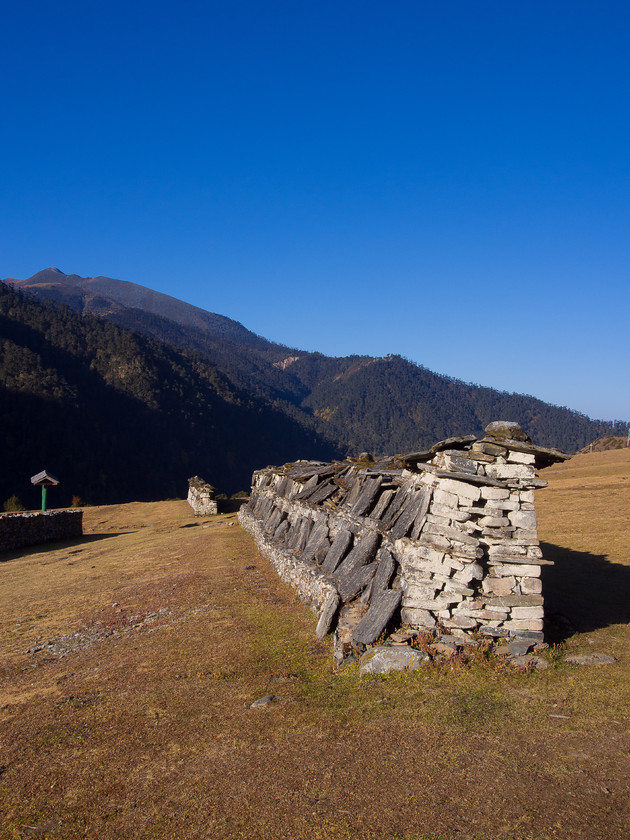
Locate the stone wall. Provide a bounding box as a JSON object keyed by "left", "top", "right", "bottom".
{"left": 239, "top": 422, "right": 568, "bottom": 664}
{"left": 187, "top": 476, "right": 218, "bottom": 516}
{"left": 0, "top": 509, "right": 84, "bottom": 553}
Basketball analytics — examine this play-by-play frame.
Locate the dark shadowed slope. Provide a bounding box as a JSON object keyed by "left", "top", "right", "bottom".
{"left": 6, "top": 268, "right": 627, "bottom": 456}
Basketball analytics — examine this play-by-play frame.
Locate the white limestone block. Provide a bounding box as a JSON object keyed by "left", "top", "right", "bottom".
{"left": 485, "top": 464, "right": 536, "bottom": 481}
{"left": 493, "top": 563, "right": 542, "bottom": 577}
{"left": 437, "top": 478, "right": 481, "bottom": 502}
{"left": 507, "top": 451, "right": 536, "bottom": 465}
{"left": 520, "top": 577, "right": 543, "bottom": 594}
{"left": 509, "top": 509, "right": 537, "bottom": 530}
{"left": 480, "top": 486, "right": 510, "bottom": 500}
{"left": 511, "top": 606, "right": 544, "bottom": 619}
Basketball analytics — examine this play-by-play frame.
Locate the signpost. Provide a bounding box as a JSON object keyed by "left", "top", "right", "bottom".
{"left": 30, "top": 470, "right": 60, "bottom": 512}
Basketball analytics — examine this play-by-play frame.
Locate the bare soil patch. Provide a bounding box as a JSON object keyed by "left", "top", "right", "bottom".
{"left": 1, "top": 456, "right": 630, "bottom": 840}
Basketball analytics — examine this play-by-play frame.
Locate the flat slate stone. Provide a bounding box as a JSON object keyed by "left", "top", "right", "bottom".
{"left": 564, "top": 653, "right": 617, "bottom": 666}
{"left": 338, "top": 562, "right": 378, "bottom": 603}
{"left": 315, "top": 590, "right": 341, "bottom": 639}
{"left": 250, "top": 694, "right": 277, "bottom": 708}
{"left": 359, "top": 645, "right": 430, "bottom": 675}
{"left": 371, "top": 548, "right": 396, "bottom": 596}
{"left": 434, "top": 470, "right": 508, "bottom": 488}
{"left": 508, "top": 654, "right": 548, "bottom": 670}
{"left": 321, "top": 529, "right": 353, "bottom": 573}
{"left": 380, "top": 490, "right": 408, "bottom": 528}
{"left": 352, "top": 589, "right": 403, "bottom": 646}
{"left": 390, "top": 489, "right": 431, "bottom": 541}
{"left": 302, "top": 480, "right": 338, "bottom": 505}
{"left": 301, "top": 521, "right": 330, "bottom": 563}
{"left": 370, "top": 488, "right": 395, "bottom": 521}
{"left": 351, "top": 477, "right": 383, "bottom": 516}
{"left": 335, "top": 532, "right": 380, "bottom": 579}
{"left": 274, "top": 519, "right": 290, "bottom": 540}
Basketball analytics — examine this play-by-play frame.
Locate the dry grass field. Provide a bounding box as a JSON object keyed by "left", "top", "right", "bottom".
{"left": 1, "top": 449, "right": 629, "bottom": 840}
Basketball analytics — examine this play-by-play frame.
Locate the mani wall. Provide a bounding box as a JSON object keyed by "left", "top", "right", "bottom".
{"left": 239, "top": 421, "right": 569, "bottom": 665}
{"left": 187, "top": 476, "right": 218, "bottom": 516}
{"left": 0, "top": 509, "right": 83, "bottom": 553}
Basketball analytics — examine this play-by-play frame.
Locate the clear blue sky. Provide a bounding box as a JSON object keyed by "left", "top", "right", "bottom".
{"left": 2, "top": 1, "right": 629, "bottom": 421}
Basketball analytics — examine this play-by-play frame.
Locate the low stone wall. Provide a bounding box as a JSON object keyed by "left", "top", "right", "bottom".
{"left": 239, "top": 422, "right": 569, "bottom": 664}
{"left": 0, "top": 509, "right": 84, "bottom": 553}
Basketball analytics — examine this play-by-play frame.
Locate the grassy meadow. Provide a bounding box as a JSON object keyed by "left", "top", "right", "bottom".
{"left": 1, "top": 449, "right": 629, "bottom": 839}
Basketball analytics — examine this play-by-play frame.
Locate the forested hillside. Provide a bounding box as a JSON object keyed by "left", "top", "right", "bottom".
{"left": 0, "top": 283, "right": 340, "bottom": 508}
{"left": 4, "top": 268, "right": 628, "bottom": 506}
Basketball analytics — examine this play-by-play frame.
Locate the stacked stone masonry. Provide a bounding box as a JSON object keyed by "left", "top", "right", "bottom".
{"left": 239, "top": 421, "right": 569, "bottom": 663}
{"left": 0, "top": 509, "right": 83, "bottom": 553}
{"left": 187, "top": 476, "right": 218, "bottom": 516}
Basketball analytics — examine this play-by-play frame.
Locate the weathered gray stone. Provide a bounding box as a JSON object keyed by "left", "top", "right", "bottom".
{"left": 484, "top": 421, "right": 532, "bottom": 443}
{"left": 250, "top": 694, "right": 277, "bottom": 708}
{"left": 351, "top": 477, "right": 383, "bottom": 516}
{"left": 321, "top": 529, "right": 353, "bottom": 573}
{"left": 301, "top": 521, "right": 330, "bottom": 563}
{"left": 371, "top": 548, "right": 396, "bottom": 596}
{"left": 486, "top": 595, "right": 544, "bottom": 608}
{"left": 508, "top": 509, "right": 538, "bottom": 530}
{"left": 564, "top": 653, "right": 617, "bottom": 666}
{"left": 390, "top": 489, "right": 431, "bottom": 540}
{"left": 400, "top": 607, "right": 436, "bottom": 627}
{"left": 508, "top": 654, "right": 548, "bottom": 670}
{"left": 335, "top": 532, "right": 380, "bottom": 579}
{"left": 485, "top": 463, "right": 536, "bottom": 481}
{"left": 338, "top": 562, "right": 378, "bottom": 603}
{"left": 359, "top": 645, "right": 430, "bottom": 675}
{"left": 315, "top": 590, "right": 341, "bottom": 638}
{"left": 352, "top": 590, "right": 403, "bottom": 646}
{"left": 371, "top": 488, "right": 395, "bottom": 521}
{"left": 520, "top": 577, "right": 543, "bottom": 595}
{"left": 303, "top": 480, "right": 338, "bottom": 505}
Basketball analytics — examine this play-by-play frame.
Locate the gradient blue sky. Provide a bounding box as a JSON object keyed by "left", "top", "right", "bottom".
{"left": 2, "top": 1, "right": 629, "bottom": 421}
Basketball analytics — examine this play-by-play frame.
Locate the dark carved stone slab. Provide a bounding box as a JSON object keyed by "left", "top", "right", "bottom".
{"left": 351, "top": 477, "right": 383, "bottom": 517}
{"left": 410, "top": 490, "right": 432, "bottom": 539}
{"left": 434, "top": 469, "right": 508, "bottom": 488}
{"left": 370, "top": 488, "right": 395, "bottom": 522}
{"left": 301, "top": 521, "right": 330, "bottom": 563}
{"left": 338, "top": 562, "right": 378, "bottom": 603}
{"left": 380, "top": 489, "right": 408, "bottom": 529}
{"left": 314, "top": 536, "right": 331, "bottom": 565}
{"left": 343, "top": 475, "right": 364, "bottom": 509}
{"left": 277, "top": 476, "right": 292, "bottom": 497}
{"left": 265, "top": 507, "right": 283, "bottom": 534}
{"left": 352, "top": 589, "right": 403, "bottom": 646}
{"left": 295, "top": 518, "right": 313, "bottom": 552}
{"left": 274, "top": 518, "right": 290, "bottom": 540}
{"left": 321, "top": 529, "right": 353, "bottom": 573}
{"left": 334, "top": 532, "right": 380, "bottom": 579}
{"left": 371, "top": 548, "right": 396, "bottom": 596}
{"left": 304, "top": 480, "right": 338, "bottom": 505}
{"left": 390, "top": 489, "right": 431, "bottom": 541}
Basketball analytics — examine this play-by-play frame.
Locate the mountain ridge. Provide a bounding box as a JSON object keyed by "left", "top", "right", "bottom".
{"left": 4, "top": 268, "right": 628, "bottom": 462}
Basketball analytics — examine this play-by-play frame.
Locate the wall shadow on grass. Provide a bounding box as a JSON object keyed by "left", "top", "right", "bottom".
{"left": 0, "top": 532, "right": 126, "bottom": 563}
{"left": 541, "top": 541, "right": 630, "bottom": 643}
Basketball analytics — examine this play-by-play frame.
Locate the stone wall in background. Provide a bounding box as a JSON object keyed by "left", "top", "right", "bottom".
{"left": 0, "top": 510, "right": 83, "bottom": 553}
{"left": 239, "top": 421, "right": 569, "bottom": 666}
{"left": 187, "top": 476, "right": 218, "bottom": 516}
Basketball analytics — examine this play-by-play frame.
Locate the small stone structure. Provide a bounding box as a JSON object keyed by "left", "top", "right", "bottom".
{"left": 187, "top": 476, "right": 218, "bottom": 516}
{"left": 0, "top": 509, "right": 83, "bottom": 553}
{"left": 239, "top": 422, "right": 569, "bottom": 665}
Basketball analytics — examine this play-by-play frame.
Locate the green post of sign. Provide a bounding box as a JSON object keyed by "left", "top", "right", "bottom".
{"left": 30, "top": 471, "right": 60, "bottom": 513}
